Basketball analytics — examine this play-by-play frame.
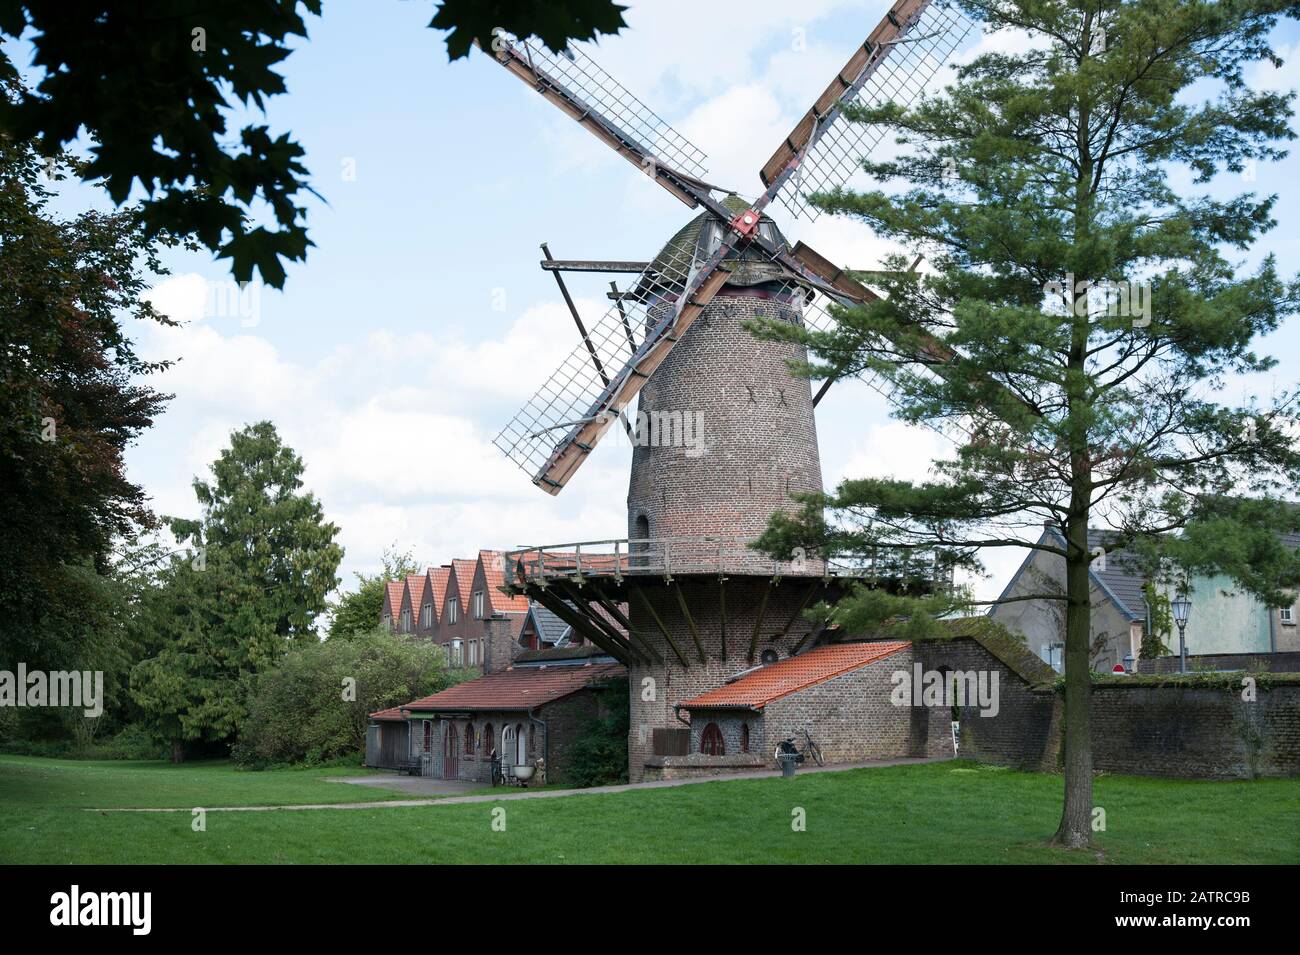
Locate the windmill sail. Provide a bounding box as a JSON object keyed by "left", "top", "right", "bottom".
{"left": 760, "top": 0, "right": 973, "bottom": 220}
{"left": 493, "top": 217, "right": 735, "bottom": 493}
{"left": 489, "top": 33, "right": 710, "bottom": 207}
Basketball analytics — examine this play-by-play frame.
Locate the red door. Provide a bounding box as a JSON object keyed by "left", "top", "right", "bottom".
{"left": 443, "top": 723, "right": 459, "bottom": 779}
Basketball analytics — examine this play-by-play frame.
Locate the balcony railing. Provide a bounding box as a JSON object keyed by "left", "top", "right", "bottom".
{"left": 503, "top": 537, "right": 953, "bottom": 586}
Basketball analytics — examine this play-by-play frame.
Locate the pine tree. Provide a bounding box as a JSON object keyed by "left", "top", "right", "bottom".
{"left": 755, "top": 0, "right": 1300, "bottom": 848}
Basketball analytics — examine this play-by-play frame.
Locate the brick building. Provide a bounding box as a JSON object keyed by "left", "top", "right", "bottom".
{"left": 391, "top": 648, "right": 625, "bottom": 785}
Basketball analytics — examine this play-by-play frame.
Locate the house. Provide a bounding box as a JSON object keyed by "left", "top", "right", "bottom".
{"left": 991, "top": 526, "right": 1148, "bottom": 671}
{"left": 395, "top": 647, "right": 626, "bottom": 785}
{"left": 406, "top": 572, "right": 434, "bottom": 638}
{"left": 383, "top": 580, "right": 408, "bottom": 634}
{"left": 661, "top": 642, "right": 952, "bottom": 779}
{"left": 519, "top": 603, "right": 572, "bottom": 650}
{"left": 992, "top": 523, "right": 1300, "bottom": 670}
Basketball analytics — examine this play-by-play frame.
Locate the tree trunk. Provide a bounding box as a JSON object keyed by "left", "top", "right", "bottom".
{"left": 1052, "top": 516, "right": 1094, "bottom": 848}
{"left": 171, "top": 738, "right": 185, "bottom": 764}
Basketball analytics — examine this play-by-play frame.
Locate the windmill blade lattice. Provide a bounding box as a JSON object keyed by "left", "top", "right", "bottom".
{"left": 493, "top": 226, "right": 725, "bottom": 491}
{"left": 766, "top": 0, "right": 973, "bottom": 220}
{"left": 495, "top": 34, "right": 709, "bottom": 183}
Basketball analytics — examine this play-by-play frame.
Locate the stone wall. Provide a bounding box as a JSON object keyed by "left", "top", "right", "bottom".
{"left": 1136, "top": 651, "right": 1300, "bottom": 674}
{"left": 913, "top": 635, "right": 1300, "bottom": 779}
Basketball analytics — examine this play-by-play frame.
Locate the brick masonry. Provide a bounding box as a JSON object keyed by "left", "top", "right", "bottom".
{"left": 627, "top": 291, "right": 824, "bottom": 574}
{"left": 914, "top": 637, "right": 1300, "bottom": 779}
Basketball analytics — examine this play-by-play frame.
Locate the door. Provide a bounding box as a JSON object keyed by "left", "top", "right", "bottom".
{"left": 501, "top": 725, "right": 517, "bottom": 768}
{"left": 443, "top": 722, "right": 459, "bottom": 779}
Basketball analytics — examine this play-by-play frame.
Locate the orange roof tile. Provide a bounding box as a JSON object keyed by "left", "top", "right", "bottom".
{"left": 478, "top": 550, "right": 530, "bottom": 614}
{"left": 403, "top": 662, "right": 625, "bottom": 712}
{"left": 427, "top": 566, "right": 451, "bottom": 616}
{"left": 450, "top": 558, "right": 478, "bottom": 613}
{"left": 406, "top": 573, "right": 430, "bottom": 612}
{"left": 369, "top": 706, "right": 406, "bottom": 722}
{"left": 384, "top": 580, "right": 405, "bottom": 620}
{"left": 680, "top": 642, "right": 910, "bottom": 711}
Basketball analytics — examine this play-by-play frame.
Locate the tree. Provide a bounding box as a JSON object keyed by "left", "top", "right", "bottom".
{"left": 329, "top": 547, "right": 420, "bottom": 640}
{"left": 0, "top": 1, "right": 627, "bottom": 287}
{"left": 235, "top": 626, "right": 451, "bottom": 766}
{"left": 131, "top": 422, "right": 342, "bottom": 759}
{"left": 754, "top": 0, "right": 1300, "bottom": 849}
{"left": 0, "top": 121, "right": 175, "bottom": 669}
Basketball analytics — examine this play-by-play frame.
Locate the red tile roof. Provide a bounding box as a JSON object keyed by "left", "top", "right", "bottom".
{"left": 679, "top": 642, "right": 910, "bottom": 711}
{"left": 406, "top": 573, "right": 430, "bottom": 615}
{"left": 402, "top": 662, "right": 625, "bottom": 713}
{"left": 369, "top": 706, "right": 406, "bottom": 722}
{"left": 384, "top": 581, "right": 405, "bottom": 620}
{"left": 478, "top": 550, "right": 530, "bottom": 614}
{"left": 427, "top": 566, "right": 451, "bottom": 616}
{"left": 450, "top": 558, "right": 478, "bottom": 613}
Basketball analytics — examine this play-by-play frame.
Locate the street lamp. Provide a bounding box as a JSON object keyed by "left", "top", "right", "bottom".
{"left": 1171, "top": 592, "right": 1192, "bottom": 673}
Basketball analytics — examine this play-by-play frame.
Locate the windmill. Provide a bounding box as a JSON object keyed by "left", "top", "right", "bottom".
{"left": 480, "top": 1, "right": 974, "bottom": 780}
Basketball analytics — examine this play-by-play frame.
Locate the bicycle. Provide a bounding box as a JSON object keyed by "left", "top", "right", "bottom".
{"left": 774, "top": 728, "right": 824, "bottom": 768}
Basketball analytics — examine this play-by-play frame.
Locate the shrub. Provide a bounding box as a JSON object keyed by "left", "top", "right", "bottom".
{"left": 233, "top": 627, "right": 451, "bottom": 767}
{"left": 565, "top": 679, "right": 629, "bottom": 788}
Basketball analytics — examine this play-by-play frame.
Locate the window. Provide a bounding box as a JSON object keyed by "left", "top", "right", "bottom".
{"left": 484, "top": 723, "right": 494, "bottom": 756}
{"left": 700, "top": 722, "right": 725, "bottom": 756}
{"left": 382, "top": 613, "right": 392, "bottom": 631}
{"left": 473, "top": 590, "right": 485, "bottom": 619}
{"left": 464, "top": 723, "right": 475, "bottom": 755}
{"left": 451, "top": 638, "right": 463, "bottom": 667}
{"left": 400, "top": 608, "right": 411, "bottom": 633}
{"left": 1282, "top": 607, "right": 1295, "bottom": 625}
{"left": 421, "top": 602, "right": 432, "bottom": 628}
{"left": 448, "top": 601, "right": 458, "bottom": 625}
{"left": 741, "top": 723, "right": 750, "bottom": 753}
{"left": 1041, "top": 643, "right": 1064, "bottom": 672}
{"left": 422, "top": 720, "right": 432, "bottom": 754}
{"left": 468, "top": 639, "right": 478, "bottom": 667}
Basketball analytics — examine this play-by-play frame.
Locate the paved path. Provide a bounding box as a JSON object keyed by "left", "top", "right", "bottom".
{"left": 85, "top": 757, "right": 949, "bottom": 813}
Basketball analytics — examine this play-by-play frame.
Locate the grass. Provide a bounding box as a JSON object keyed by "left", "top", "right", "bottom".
{"left": 1, "top": 755, "right": 1296, "bottom": 864}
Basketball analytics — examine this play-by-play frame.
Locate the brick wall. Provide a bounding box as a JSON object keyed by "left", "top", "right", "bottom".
{"left": 627, "top": 291, "right": 824, "bottom": 574}
{"left": 912, "top": 637, "right": 1300, "bottom": 779}
{"left": 1137, "top": 651, "right": 1300, "bottom": 674}
{"left": 627, "top": 575, "right": 833, "bottom": 781}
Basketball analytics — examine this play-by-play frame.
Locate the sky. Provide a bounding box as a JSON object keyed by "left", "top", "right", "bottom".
{"left": 11, "top": 2, "right": 1300, "bottom": 602}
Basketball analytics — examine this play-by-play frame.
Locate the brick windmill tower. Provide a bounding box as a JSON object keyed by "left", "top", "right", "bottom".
{"left": 486, "top": 0, "right": 970, "bottom": 780}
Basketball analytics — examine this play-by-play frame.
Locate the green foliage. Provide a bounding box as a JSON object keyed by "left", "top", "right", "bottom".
{"left": 329, "top": 547, "right": 421, "bottom": 640}
{"left": 564, "top": 678, "right": 629, "bottom": 787}
{"left": 0, "top": 1, "right": 626, "bottom": 287}
{"left": 130, "top": 422, "right": 342, "bottom": 755}
{"left": 1139, "top": 582, "right": 1173, "bottom": 659}
{"left": 0, "top": 128, "right": 175, "bottom": 670}
{"left": 233, "top": 628, "right": 452, "bottom": 767}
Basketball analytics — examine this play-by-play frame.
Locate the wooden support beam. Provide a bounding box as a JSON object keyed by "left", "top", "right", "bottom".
{"left": 540, "top": 259, "right": 649, "bottom": 274}
{"left": 533, "top": 588, "right": 638, "bottom": 666}
{"left": 772, "top": 582, "right": 822, "bottom": 643}
{"left": 673, "top": 582, "right": 708, "bottom": 665}
{"left": 553, "top": 581, "right": 651, "bottom": 666}
{"left": 790, "top": 623, "right": 831, "bottom": 656}
{"left": 588, "top": 583, "right": 663, "bottom": 665}
{"left": 631, "top": 586, "right": 690, "bottom": 668}
{"left": 747, "top": 581, "right": 773, "bottom": 663}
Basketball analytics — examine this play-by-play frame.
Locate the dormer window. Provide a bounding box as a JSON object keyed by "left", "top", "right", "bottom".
{"left": 421, "top": 602, "right": 432, "bottom": 628}
{"left": 400, "top": 608, "right": 412, "bottom": 633}
{"left": 382, "top": 613, "right": 392, "bottom": 631}
{"left": 448, "top": 601, "right": 458, "bottom": 625}
{"left": 473, "top": 590, "right": 486, "bottom": 619}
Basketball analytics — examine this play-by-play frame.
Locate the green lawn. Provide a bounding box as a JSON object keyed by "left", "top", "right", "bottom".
{"left": 1, "top": 755, "right": 1296, "bottom": 864}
